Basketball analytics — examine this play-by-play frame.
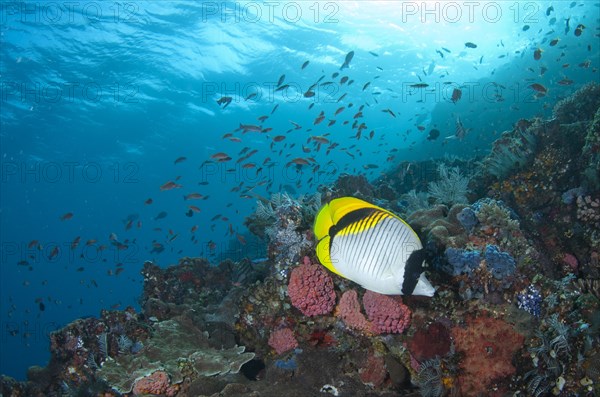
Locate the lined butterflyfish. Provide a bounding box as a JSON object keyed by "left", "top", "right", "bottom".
{"left": 314, "top": 197, "right": 435, "bottom": 296}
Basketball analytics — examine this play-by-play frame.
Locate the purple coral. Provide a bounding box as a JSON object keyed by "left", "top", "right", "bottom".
{"left": 457, "top": 206, "right": 478, "bottom": 232}
{"left": 516, "top": 285, "right": 542, "bottom": 317}
{"left": 444, "top": 247, "right": 482, "bottom": 276}
{"left": 484, "top": 245, "right": 516, "bottom": 281}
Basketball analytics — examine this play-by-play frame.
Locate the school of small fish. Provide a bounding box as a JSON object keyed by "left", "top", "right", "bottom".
{"left": 12, "top": 3, "right": 597, "bottom": 325}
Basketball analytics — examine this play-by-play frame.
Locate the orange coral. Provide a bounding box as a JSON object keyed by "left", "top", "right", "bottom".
{"left": 451, "top": 315, "right": 524, "bottom": 396}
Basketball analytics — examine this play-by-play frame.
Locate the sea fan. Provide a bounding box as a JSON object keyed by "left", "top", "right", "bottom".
{"left": 255, "top": 200, "right": 276, "bottom": 220}
{"left": 482, "top": 128, "right": 537, "bottom": 179}
{"left": 427, "top": 163, "right": 469, "bottom": 206}
{"left": 86, "top": 354, "right": 99, "bottom": 370}
{"left": 402, "top": 189, "right": 430, "bottom": 213}
{"left": 416, "top": 358, "right": 444, "bottom": 397}
{"left": 547, "top": 313, "right": 571, "bottom": 356}
{"left": 118, "top": 335, "right": 133, "bottom": 354}
{"left": 97, "top": 332, "right": 108, "bottom": 359}
{"left": 524, "top": 369, "right": 552, "bottom": 397}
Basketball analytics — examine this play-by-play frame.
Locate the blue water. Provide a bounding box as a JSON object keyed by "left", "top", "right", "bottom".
{"left": 1, "top": 1, "right": 598, "bottom": 380}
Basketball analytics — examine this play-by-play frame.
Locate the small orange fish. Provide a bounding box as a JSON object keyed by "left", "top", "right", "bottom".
{"left": 188, "top": 205, "right": 201, "bottom": 213}
{"left": 288, "top": 157, "right": 310, "bottom": 166}
{"left": 48, "top": 246, "right": 59, "bottom": 260}
{"left": 311, "top": 136, "right": 330, "bottom": 144}
{"left": 160, "top": 181, "right": 183, "bottom": 191}
{"left": 184, "top": 193, "right": 203, "bottom": 200}
{"left": 211, "top": 152, "right": 231, "bottom": 161}
{"left": 239, "top": 123, "right": 262, "bottom": 133}
{"left": 529, "top": 83, "right": 547, "bottom": 93}
{"left": 59, "top": 212, "right": 73, "bottom": 221}
{"left": 557, "top": 78, "right": 573, "bottom": 86}
{"left": 314, "top": 111, "right": 325, "bottom": 125}
{"left": 382, "top": 108, "right": 396, "bottom": 117}
{"left": 236, "top": 234, "right": 247, "bottom": 245}
{"left": 451, "top": 88, "right": 462, "bottom": 104}
{"left": 71, "top": 236, "right": 81, "bottom": 250}
{"left": 579, "top": 60, "right": 591, "bottom": 68}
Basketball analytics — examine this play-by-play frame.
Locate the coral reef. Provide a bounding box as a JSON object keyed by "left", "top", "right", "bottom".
{"left": 362, "top": 291, "right": 411, "bottom": 334}
{"left": 407, "top": 203, "right": 468, "bottom": 249}
{"left": 334, "top": 289, "right": 412, "bottom": 336}
{"left": 444, "top": 247, "right": 482, "bottom": 276}
{"left": 268, "top": 328, "right": 298, "bottom": 355}
{"left": 516, "top": 285, "right": 542, "bottom": 317}
{"left": 329, "top": 173, "right": 375, "bottom": 201}
{"left": 451, "top": 314, "right": 525, "bottom": 396}
{"left": 287, "top": 257, "right": 336, "bottom": 317}
{"left": 245, "top": 192, "right": 319, "bottom": 279}
{"left": 4, "top": 83, "right": 600, "bottom": 397}
{"left": 553, "top": 82, "right": 600, "bottom": 124}
{"left": 456, "top": 206, "right": 478, "bottom": 232}
{"left": 479, "top": 124, "right": 538, "bottom": 179}
{"left": 408, "top": 322, "right": 451, "bottom": 363}
{"left": 96, "top": 316, "right": 255, "bottom": 394}
{"left": 427, "top": 163, "right": 470, "bottom": 206}
{"left": 358, "top": 353, "right": 387, "bottom": 388}
{"left": 335, "top": 289, "right": 374, "bottom": 334}
{"left": 132, "top": 370, "right": 178, "bottom": 397}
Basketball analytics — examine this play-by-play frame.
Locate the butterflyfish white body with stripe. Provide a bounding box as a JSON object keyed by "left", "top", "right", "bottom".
{"left": 314, "top": 197, "right": 435, "bottom": 296}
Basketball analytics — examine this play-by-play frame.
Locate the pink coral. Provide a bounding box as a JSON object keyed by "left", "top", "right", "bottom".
{"left": 451, "top": 315, "right": 525, "bottom": 396}
{"left": 336, "top": 289, "right": 374, "bottom": 334}
{"left": 287, "top": 258, "right": 336, "bottom": 317}
{"left": 362, "top": 291, "right": 411, "bottom": 334}
{"left": 268, "top": 327, "right": 298, "bottom": 355}
{"left": 408, "top": 321, "right": 451, "bottom": 362}
{"left": 359, "top": 353, "right": 387, "bottom": 388}
{"left": 563, "top": 253, "right": 578, "bottom": 272}
{"left": 132, "top": 370, "right": 177, "bottom": 396}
